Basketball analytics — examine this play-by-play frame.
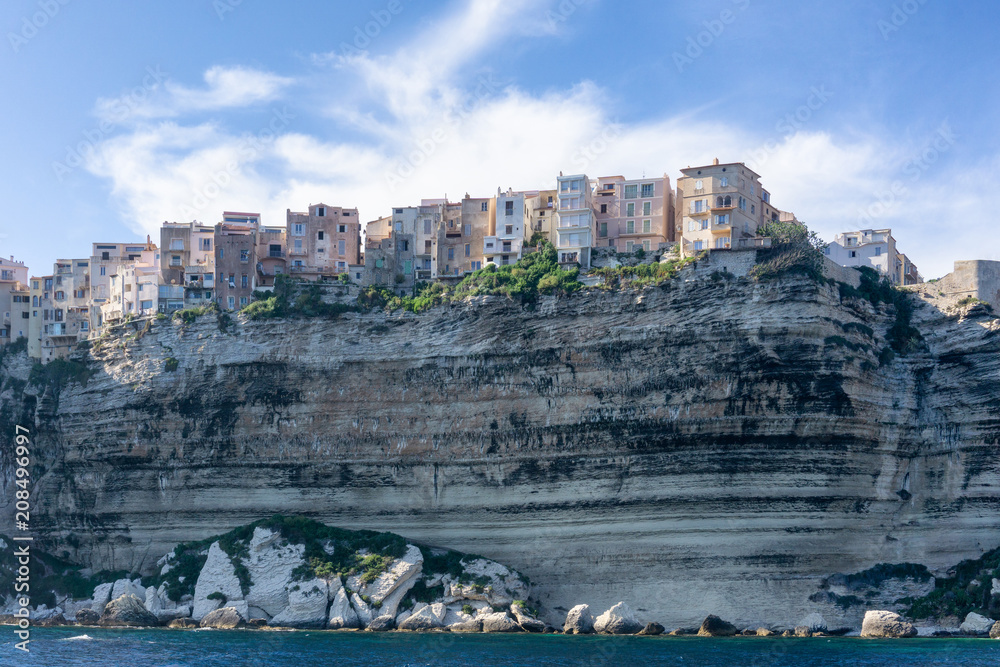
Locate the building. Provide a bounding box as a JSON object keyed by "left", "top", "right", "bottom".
{"left": 27, "top": 276, "right": 51, "bottom": 360}
{"left": 158, "top": 222, "right": 214, "bottom": 311}
{"left": 433, "top": 196, "right": 490, "bottom": 279}
{"left": 256, "top": 225, "right": 287, "bottom": 290}
{"left": 90, "top": 241, "right": 160, "bottom": 328}
{"left": 677, "top": 160, "right": 772, "bottom": 256}
{"left": 50, "top": 258, "right": 92, "bottom": 351}
{"left": 825, "top": 229, "right": 920, "bottom": 285}
{"left": 554, "top": 173, "right": 595, "bottom": 267}
{"left": 362, "top": 215, "right": 415, "bottom": 292}
{"left": 286, "top": 203, "right": 362, "bottom": 280}
{"left": 593, "top": 174, "right": 674, "bottom": 253}
{"left": 485, "top": 189, "right": 529, "bottom": 267}
{"left": 215, "top": 222, "right": 257, "bottom": 310}
{"left": 0, "top": 256, "right": 29, "bottom": 345}
{"left": 527, "top": 189, "right": 556, "bottom": 244}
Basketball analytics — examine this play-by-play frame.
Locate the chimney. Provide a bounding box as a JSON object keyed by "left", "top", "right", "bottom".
{"left": 713, "top": 158, "right": 720, "bottom": 166}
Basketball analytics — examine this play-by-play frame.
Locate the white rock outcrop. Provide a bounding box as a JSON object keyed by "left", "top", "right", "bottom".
{"left": 350, "top": 592, "right": 374, "bottom": 627}
{"left": 191, "top": 542, "right": 245, "bottom": 621}
{"left": 797, "top": 612, "right": 827, "bottom": 632}
{"left": 593, "top": 602, "right": 643, "bottom": 635}
{"left": 244, "top": 527, "right": 306, "bottom": 618}
{"left": 992, "top": 578, "right": 1000, "bottom": 596}
{"left": 327, "top": 588, "right": 359, "bottom": 629}
{"left": 564, "top": 604, "right": 595, "bottom": 634}
{"left": 860, "top": 610, "right": 917, "bottom": 638}
{"left": 398, "top": 602, "right": 447, "bottom": 630}
{"left": 110, "top": 578, "right": 146, "bottom": 601}
{"left": 89, "top": 583, "right": 114, "bottom": 615}
{"left": 270, "top": 578, "right": 330, "bottom": 628}
{"left": 960, "top": 612, "right": 996, "bottom": 636}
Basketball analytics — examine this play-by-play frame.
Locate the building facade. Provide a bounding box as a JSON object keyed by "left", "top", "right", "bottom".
{"left": 593, "top": 174, "right": 674, "bottom": 253}
{"left": 485, "top": 189, "right": 527, "bottom": 267}
{"left": 0, "top": 256, "right": 29, "bottom": 345}
{"left": 554, "top": 174, "right": 594, "bottom": 267}
{"left": 256, "top": 225, "right": 287, "bottom": 290}
{"left": 677, "top": 160, "right": 769, "bottom": 256}
{"left": 287, "top": 203, "right": 361, "bottom": 280}
{"left": 215, "top": 223, "right": 257, "bottom": 310}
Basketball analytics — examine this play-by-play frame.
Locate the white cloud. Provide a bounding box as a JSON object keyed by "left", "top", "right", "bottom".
{"left": 83, "top": 0, "right": 987, "bottom": 280}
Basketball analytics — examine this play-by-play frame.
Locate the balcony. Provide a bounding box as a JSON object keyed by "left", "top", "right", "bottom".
{"left": 289, "top": 248, "right": 308, "bottom": 256}
{"left": 268, "top": 250, "right": 285, "bottom": 258}
{"left": 711, "top": 202, "right": 736, "bottom": 211}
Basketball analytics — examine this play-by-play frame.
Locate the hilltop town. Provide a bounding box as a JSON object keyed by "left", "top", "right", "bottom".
{"left": 0, "top": 158, "right": 969, "bottom": 363}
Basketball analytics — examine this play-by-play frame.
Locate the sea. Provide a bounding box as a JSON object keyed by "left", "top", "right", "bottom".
{"left": 2, "top": 628, "right": 998, "bottom": 666}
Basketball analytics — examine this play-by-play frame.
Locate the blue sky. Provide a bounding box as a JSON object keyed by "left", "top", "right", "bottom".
{"left": 2, "top": 0, "right": 998, "bottom": 279}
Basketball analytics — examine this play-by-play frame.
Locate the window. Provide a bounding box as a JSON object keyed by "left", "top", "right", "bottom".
{"left": 626, "top": 202, "right": 635, "bottom": 217}
{"left": 624, "top": 184, "right": 638, "bottom": 199}
{"left": 625, "top": 241, "right": 634, "bottom": 252}
{"left": 626, "top": 220, "right": 635, "bottom": 234}
{"left": 318, "top": 231, "right": 325, "bottom": 240}
{"left": 448, "top": 248, "right": 454, "bottom": 260}
{"left": 170, "top": 239, "right": 184, "bottom": 250}
{"left": 338, "top": 240, "right": 346, "bottom": 255}
{"left": 600, "top": 204, "right": 607, "bottom": 214}
{"left": 465, "top": 244, "right": 470, "bottom": 257}
{"left": 219, "top": 248, "right": 224, "bottom": 259}
{"left": 293, "top": 224, "right": 305, "bottom": 236}
{"left": 694, "top": 240, "right": 704, "bottom": 250}
{"left": 169, "top": 256, "right": 180, "bottom": 267}
{"left": 715, "top": 214, "right": 730, "bottom": 225}
{"left": 751, "top": 205, "right": 755, "bottom": 215}
{"left": 482, "top": 202, "right": 488, "bottom": 212}
{"left": 505, "top": 225, "right": 513, "bottom": 235}
{"left": 399, "top": 239, "right": 409, "bottom": 252}
{"left": 471, "top": 261, "right": 482, "bottom": 271}
{"left": 875, "top": 246, "right": 882, "bottom": 256}
{"left": 423, "top": 220, "right": 431, "bottom": 234}
{"left": 403, "top": 260, "right": 412, "bottom": 274}
{"left": 599, "top": 222, "right": 608, "bottom": 238}
{"left": 240, "top": 250, "right": 249, "bottom": 262}
{"left": 269, "top": 244, "right": 282, "bottom": 257}
{"left": 695, "top": 180, "right": 703, "bottom": 190}
{"left": 240, "top": 297, "right": 248, "bottom": 306}
{"left": 693, "top": 200, "right": 704, "bottom": 213}
{"left": 643, "top": 220, "right": 651, "bottom": 234}
{"left": 317, "top": 207, "right": 326, "bottom": 217}
{"left": 701, "top": 220, "right": 710, "bottom": 230}
{"left": 228, "top": 296, "right": 236, "bottom": 309}
{"left": 294, "top": 239, "right": 303, "bottom": 252}
{"left": 505, "top": 201, "right": 514, "bottom": 215}
{"left": 241, "top": 275, "right": 248, "bottom": 288}
{"left": 229, "top": 274, "right": 235, "bottom": 288}
{"left": 338, "top": 225, "right": 346, "bottom": 233}
{"left": 850, "top": 250, "right": 857, "bottom": 258}
{"left": 643, "top": 240, "right": 650, "bottom": 251}
{"left": 641, "top": 183, "right": 654, "bottom": 198}
{"left": 200, "top": 238, "right": 212, "bottom": 251}
{"left": 424, "top": 240, "right": 432, "bottom": 253}
{"left": 32, "top": 296, "right": 38, "bottom": 307}
{"left": 463, "top": 224, "right": 471, "bottom": 236}
{"left": 720, "top": 176, "right": 728, "bottom": 187}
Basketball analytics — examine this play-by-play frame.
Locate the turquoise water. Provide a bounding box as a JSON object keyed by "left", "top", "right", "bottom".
{"left": 3, "top": 628, "right": 998, "bottom": 666}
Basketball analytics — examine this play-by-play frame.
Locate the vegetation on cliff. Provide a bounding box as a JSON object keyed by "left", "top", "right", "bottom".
{"left": 590, "top": 252, "right": 703, "bottom": 289}
{"left": 903, "top": 546, "right": 1000, "bottom": 620}
{"left": 750, "top": 220, "right": 828, "bottom": 282}
{"left": 242, "top": 275, "right": 359, "bottom": 320}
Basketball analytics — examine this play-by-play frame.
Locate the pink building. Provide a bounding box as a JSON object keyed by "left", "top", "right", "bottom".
{"left": 593, "top": 174, "right": 674, "bottom": 253}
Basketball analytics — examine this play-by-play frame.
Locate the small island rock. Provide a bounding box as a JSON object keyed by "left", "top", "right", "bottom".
{"left": 698, "top": 614, "right": 738, "bottom": 637}
{"left": 860, "top": 610, "right": 917, "bottom": 638}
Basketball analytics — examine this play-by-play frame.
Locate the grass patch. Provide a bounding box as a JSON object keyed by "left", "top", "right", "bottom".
{"left": 173, "top": 302, "right": 219, "bottom": 325}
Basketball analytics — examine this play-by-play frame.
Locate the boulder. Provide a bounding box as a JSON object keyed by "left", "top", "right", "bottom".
{"left": 960, "top": 612, "right": 996, "bottom": 636}
{"left": 200, "top": 606, "right": 246, "bottom": 629}
{"left": 698, "top": 615, "right": 738, "bottom": 637}
{"left": 781, "top": 630, "right": 794, "bottom": 637}
{"left": 367, "top": 615, "right": 395, "bottom": 631}
{"left": 351, "top": 545, "right": 423, "bottom": 620}
{"left": 756, "top": 628, "right": 774, "bottom": 637}
{"left": 37, "top": 613, "right": 69, "bottom": 627}
{"left": 398, "top": 603, "right": 447, "bottom": 630}
{"left": 328, "top": 588, "right": 360, "bottom": 629}
{"left": 192, "top": 542, "right": 245, "bottom": 621}
{"left": 270, "top": 578, "right": 329, "bottom": 628}
{"left": 563, "top": 604, "right": 595, "bottom": 634}
{"left": 244, "top": 527, "right": 307, "bottom": 617}
{"left": 349, "top": 593, "right": 374, "bottom": 627}
{"left": 797, "top": 613, "right": 827, "bottom": 633}
{"left": 99, "top": 594, "right": 159, "bottom": 627}
{"left": 794, "top": 626, "right": 811, "bottom": 637}
{"left": 860, "top": 610, "right": 917, "bottom": 638}
{"left": 90, "top": 583, "right": 114, "bottom": 615}
{"left": 637, "top": 622, "right": 664, "bottom": 636}
{"left": 990, "top": 621, "right": 1000, "bottom": 639}
{"left": 481, "top": 611, "right": 522, "bottom": 633}
{"left": 594, "top": 602, "right": 643, "bottom": 635}
{"left": 449, "top": 618, "right": 482, "bottom": 633}
{"left": 511, "top": 603, "right": 545, "bottom": 633}
{"left": 168, "top": 618, "right": 199, "bottom": 629}
{"left": 111, "top": 578, "right": 146, "bottom": 602}
{"left": 74, "top": 608, "right": 100, "bottom": 625}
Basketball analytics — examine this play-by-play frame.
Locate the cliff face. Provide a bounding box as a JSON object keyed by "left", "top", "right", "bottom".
{"left": 2, "top": 273, "right": 999, "bottom": 628}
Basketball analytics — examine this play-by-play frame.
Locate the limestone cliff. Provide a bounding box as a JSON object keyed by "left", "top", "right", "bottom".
{"left": 1, "top": 270, "right": 999, "bottom": 629}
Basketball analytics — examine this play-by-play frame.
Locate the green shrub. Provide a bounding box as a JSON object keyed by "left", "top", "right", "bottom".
{"left": 462, "top": 604, "right": 474, "bottom": 615}
{"left": 164, "top": 357, "right": 179, "bottom": 372}
{"left": 750, "top": 221, "right": 827, "bottom": 282}
{"left": 906, "top": 547, "right": 1000, "bottom": 619}
{"left": 592, "top": 253, "right": 701, "bottom": 289}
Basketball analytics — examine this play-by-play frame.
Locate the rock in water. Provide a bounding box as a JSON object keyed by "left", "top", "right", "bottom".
{"left": 860, "top": 610, "right": 917, "bottom": 638}
{"left": 563, "top": 604, "right": 595, "bottom": 634}
{"left": 756, "top": 628, "right": 774, "bottom": 637}
{"left": 594, "top": 602, "right": 643, "bottom": 635}
{"left": 637, "top": 622, "right": 664, "bottom": 636}
{"left": 481, "top": 611, "right": 522, "bottom": 633}
{"left": 74, "top": 608, "right": 100, "bottom": 625}
{"left": 37, "top": 614, "right": 69, "bottom": 627}
{"left": 794, "top": 626, "right": 812, "bottom": 637}
{"left": 960, "top": 612, "right": 996, "bottom": 636}
{"left": 200, "top": 606, "right": 246, "bottom": 629}
{"left": 511, "top": 603, "right": 545, "bottom": 633}
{"left": 698, "top": 615, "right": 738, "bottom": 637}
{"left": 398, "top": 603, "right": 447, "bottom": 630}
{"left": 99, "top": 595, "right": 159, "bottom": 627}
{"left": 989, "top": 621, "right": 1000, "bottom": 639}
{"left": 449, "top": 618, "right": 483, "bottom": 633}
{"left": 366, "top": 615, "right": 395, "bottom": 631}
{"left": 168, "top": 618, "right": 199, "bottom": 629}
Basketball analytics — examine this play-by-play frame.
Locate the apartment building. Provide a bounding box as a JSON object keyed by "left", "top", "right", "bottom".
{"left": 27, "top": 276, "right": 51, "bottom": 360}
{"left": 485, "top": 189, "right": 530, "bottom": 267}
{"left": 256, "top": 225, "right": 287, "bottom": 289}
{"left": 593, "top": 174, "right": 674, "bottom": 253}
{"left": 90, "top": 241, "right": 160, "bottom": 327}
{"left": 825, "top": 228, "right": 921, "bottom": 285}
{"left": 158, "top": 222, "right": 214, "bottom": 311}
{"left": 677, "top": 160, "right": 772, "bottom": 256}
{"left": 215, "top": 222, "right": 257, "bottom": 310}
{"left": 525, "top": 189, "right": 556, "bottom": 246}
{"left": 554, "top": 174, "right": 594, "bottom": 267}
{"left": 433, "top": 196, "right": 490, "bottom": 279}
{"left": 286, "top": 203, "right": 361, "bottom": 280}
{"left": 51, "top": 259, "right": 92, "bottom": 352}
{"left": 0, "top": 256, "right": 29, "bottom": 345}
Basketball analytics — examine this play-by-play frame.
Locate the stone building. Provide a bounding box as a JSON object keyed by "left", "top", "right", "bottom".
{"left": 0, "top": 256, "right": 29, "bottom": 345}
{"left": 286, "top": 203, "right": 361, "bottom": 280}
{"left": 255, "top": 225, "right": 287, "bottom": 290}
{"left": 214, "top": 223, "right": 257, "bottom": 310}
{"left": 486, "top": 189, "right": 528, "bottom": 267}
{"left": 158, "top": 223, "right": 215, "bottom": 309}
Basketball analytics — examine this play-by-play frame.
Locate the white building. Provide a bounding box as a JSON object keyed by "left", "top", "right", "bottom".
{"left": 554, "top": 173, "right": 594, "bottom": 268}
{"left": 485, "top": 188, "right": 530, "bottom": 266}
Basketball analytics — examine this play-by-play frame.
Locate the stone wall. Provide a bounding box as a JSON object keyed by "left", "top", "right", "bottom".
{"left": 920, "top": 260, "right": 1000, "bottom": 307}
